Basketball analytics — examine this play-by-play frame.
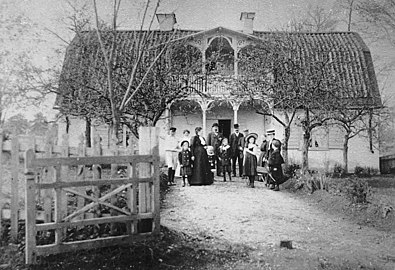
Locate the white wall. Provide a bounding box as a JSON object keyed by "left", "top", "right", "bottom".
{"left": 59, "top": 108, "right": 380, "bottom": 173}
{"left": 57, "top": 117, "right": 86, "bottom": 146}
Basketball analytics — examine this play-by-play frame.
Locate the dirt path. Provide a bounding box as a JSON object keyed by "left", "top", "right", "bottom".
{"left": 161, "top": 177, "right": 395, "bottom": 270}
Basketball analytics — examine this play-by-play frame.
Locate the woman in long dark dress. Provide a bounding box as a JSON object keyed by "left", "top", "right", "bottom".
{"left": 190, "top": 127, "right": 214, "bottom": 185}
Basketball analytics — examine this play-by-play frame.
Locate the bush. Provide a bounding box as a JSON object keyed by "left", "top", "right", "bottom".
{"left": 299, "top": 172, "right": 329, "bottom": 193}
{"left": 354, "top": 166, "right": 379, "bottom": 177}
{"left": 346, "top": 178, "right": 371, "bottom": 203}
{"left": 284, "top": 163, "right": 301, "bottom": 180}
{"left": 331, "top": 163, "right": 346, "bottom": 178}
{"left": 327, "top": 177, "right": 371, "bottom": 204}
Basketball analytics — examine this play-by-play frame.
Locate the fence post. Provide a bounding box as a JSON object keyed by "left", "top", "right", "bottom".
{"left": 25, "top": 149, "right": 37, "bottom": 264}
{"left": 43, "top": 129, "right": 54, "bottom": 223}
{"left": 92, "top": 134, "right": 102, "bottom": 216}
{"left": 127, "top": 141, "right": 137, "bottom": 234}
{"left": 76, "top": 134, "right": 86, "bottom": 221}
{"left": 10, "top": 136, "right": 19, "bottom": 243}
{"left": 110, "top": 135, "right": 118, "bottom": 233}
{"left": 138, "top": 127, "right": 159, "bottom": 234}
{"left": 151, "top": 128, "right": 160, "bottom": 235}
{"left": 60, "top": 134, "right": 69, "bottom": 219}
{"left": 0, "top": 128, "right": 3, "bottom": 238}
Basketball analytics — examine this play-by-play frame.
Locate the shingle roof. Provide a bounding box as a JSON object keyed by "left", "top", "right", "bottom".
{"left": 252, "top": 31, "right": 381, "bottom": 106}
{"left": 57, "top": 27, "right": 381, "bottom": 108}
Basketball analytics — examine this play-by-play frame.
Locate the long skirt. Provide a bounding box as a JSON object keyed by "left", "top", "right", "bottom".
{"left": 190, "top": 146, "right": 213, "bottom": 185}
{"left": 243, "top": 152, "right": 257, "bottom": 176}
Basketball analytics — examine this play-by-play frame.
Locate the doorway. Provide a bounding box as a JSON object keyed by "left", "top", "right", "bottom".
{"left": 219, "top": 119, "right": 231, "bottom": 139}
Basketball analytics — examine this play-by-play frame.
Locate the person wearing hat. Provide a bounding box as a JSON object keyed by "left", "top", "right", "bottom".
{"left": 237, "top": 128, "right": 249, "bottom": 176}
{"left": 229, "top": 123, "right": 244, "bottom": 177}
{"left": 179, "top": 129, "right": 191, "bottom": 148}
{"left": 207, "top": 123, "right": 224, "bottom": 177}
{"left": 258, "top": 134, "right": 268, "bottom": 167}
{"left": 238, "top": 128, "right": 250, "bottom": 150}
{"left": 264, "top": 129, "right": 276, "bottom": 161}
{"left": 268, "top": 139, "right": 285, "bottom": 191}
{"left": 165, "top": 127, "right": 180, "bottom": 185}
{"left": 178, "top": 140, "right": 193, "bottom": 187}
{"left": 243, "top": 133, "right": 259, "bottom": 188}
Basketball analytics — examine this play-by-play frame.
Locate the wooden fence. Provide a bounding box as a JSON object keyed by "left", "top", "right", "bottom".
{"left": 23, "top": 127, "right": 159, "bottom": 264}
{"left": 0, "top": 126, "right": 132, "bottom": 240}
{"left": 1, "top": 126, "right": 159, "bottom": 261}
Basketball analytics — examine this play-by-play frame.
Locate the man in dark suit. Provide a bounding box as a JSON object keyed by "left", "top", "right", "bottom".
{"left": 237, "top": 128, "right": 249, "bottom": 177}
{"left": 229, "top": 124, "right": 244, "bottom": 177}
{"left": 207, "top": 123, "right": 223, "bottom": 176}
{"left": 238, "top": 128, "right": 249, "bottom": 150}
{"left": 264, "top": 129, "right": 278, "bottom": 189}
{"left": 264, "top": 129, "right": 276, "bottom": 160}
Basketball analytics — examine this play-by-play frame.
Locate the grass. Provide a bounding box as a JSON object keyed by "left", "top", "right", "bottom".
{"left": 0, "top": 226, "right": 251, "bottom": 270}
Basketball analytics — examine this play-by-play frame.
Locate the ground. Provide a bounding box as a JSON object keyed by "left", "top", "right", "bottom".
{"left": 1, "top": 169, "right": 395, "bottom": 269}
{"left": 162, "top": 176, "right": 395, "bottom": 270}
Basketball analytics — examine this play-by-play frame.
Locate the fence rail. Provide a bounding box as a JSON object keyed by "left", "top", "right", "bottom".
{"left": 1, "top": 126, "right": 160, "bottom": 265}
{"left": 23, "top": 127, "right": 160, "bottom": 264}
{"left": 0, "top": 126, "right": 136, "bottom": 243}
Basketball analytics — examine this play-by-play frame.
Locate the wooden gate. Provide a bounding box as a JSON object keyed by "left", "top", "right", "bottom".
{"left": 24, "top": 127, "right": 160, "bottom": 264}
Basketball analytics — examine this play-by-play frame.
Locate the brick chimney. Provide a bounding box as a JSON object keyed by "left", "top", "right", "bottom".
{"left": 156, "top": 13, "right": 177, "bottom": 31}
{"left": 240, "top": 12, "right": 255, "bottom": 34}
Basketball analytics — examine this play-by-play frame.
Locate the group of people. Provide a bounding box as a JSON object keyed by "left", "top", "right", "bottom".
{"left": 164, "top": 123, "right": 285, "bottom": 191}
{"left": 165, "top": 127, "right": 213, "bottom": 187}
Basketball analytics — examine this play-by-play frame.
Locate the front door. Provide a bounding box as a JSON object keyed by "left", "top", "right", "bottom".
{"left": 218, "top": 119, "right": 231, "bottom": 140}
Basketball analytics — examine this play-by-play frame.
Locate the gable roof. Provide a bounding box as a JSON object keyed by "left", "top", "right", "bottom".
{"left": 57, "top": 27, "right": 381, "bottom": 109}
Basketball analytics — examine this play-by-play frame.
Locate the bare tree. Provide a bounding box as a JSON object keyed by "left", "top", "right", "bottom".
{"left": 58, "top": 0, "right": 203, "bottom": 139}
{"left": 331, "top": 108, "right": 375, "bottom": 172}
{"left": 357, "top": 0, "right": 395, "bottom": 46}
{"left": 287, "top": 4, "right": 339, "bottom": 32}
{"left": 0, "top": 7, "right": 51, "bottom": 127}
{"left": 237, "top": 34, "right": 340, "bottom": 172}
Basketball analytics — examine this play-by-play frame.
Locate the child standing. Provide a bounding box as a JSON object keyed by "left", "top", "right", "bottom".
{"left": 206, "top": 146, "right": 216, "bottom": 175}
{"left": 268, "top": 139, "right": 285, "bottom": 191}
{"left": 243, "top": 133, "right": 259, "bottom": 188}
{"left": 178, "top": 140, "right": 193, "bottom": 187}
{"left": 219, "top": 138, "right": 232, "bottom": 182}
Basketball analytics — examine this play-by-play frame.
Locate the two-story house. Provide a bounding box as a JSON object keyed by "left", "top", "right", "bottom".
{"left": 56, "top": 12, "right": 381, "bottom": 172}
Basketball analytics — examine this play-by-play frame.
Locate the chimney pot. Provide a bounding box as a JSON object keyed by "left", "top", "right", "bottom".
{"left": 240, "top": 12, "right": 255, "bottom": 34}
{"left": 156, "top": 13, "right": 177, "bottom": 31}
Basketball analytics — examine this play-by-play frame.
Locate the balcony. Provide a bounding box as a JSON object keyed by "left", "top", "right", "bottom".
{"left": 167, "top": 74, "right": 271, "bottom": 98}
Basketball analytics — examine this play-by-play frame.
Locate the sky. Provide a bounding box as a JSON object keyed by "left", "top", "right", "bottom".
{"left": 2, "top": 0, "right": 395, "bottom": 120}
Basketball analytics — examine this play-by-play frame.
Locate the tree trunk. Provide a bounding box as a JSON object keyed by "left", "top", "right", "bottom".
{"left": 347, "top": 0, "right": 355, "bottom": 31}
{"left": 368, "top": 109, "right": 373, "bottom": 153}
{"left": 281, "top": 111, "right": 291, "bottom": 166}
{"left": 283, "top": 125, "right": 290, "bottom": 167}
{"left": 343, "top": 133, "right": 350, "bottom": 173}
{"left": 110, "top": 111, "right": 120, "bottom": 144}
{"left": 301, "top": 109, "right": 310, "bottom": 174}
{"left": 85, "top": 117, "right": 92, "bottom": 147}
{"left": 302, "top": 130, "right": 310, "bottom": 174}
{"left": 66, "top": 116, "right": 70, "bottom": 134}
